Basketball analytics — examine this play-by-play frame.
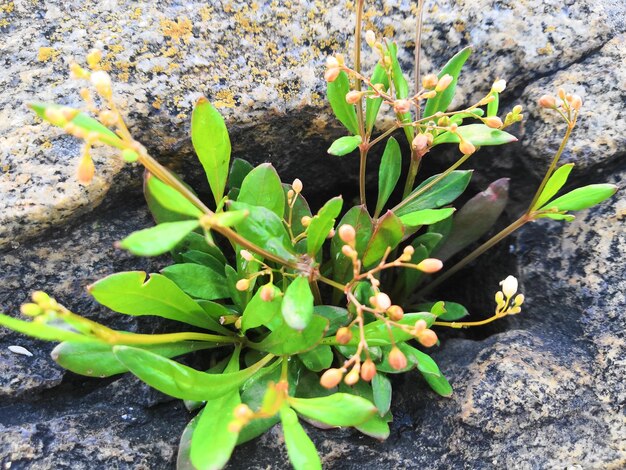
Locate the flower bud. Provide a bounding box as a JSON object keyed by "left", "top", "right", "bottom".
{"left": 345, "top": 90, "right": 363, "bottom": 104}
{"left": 20, "top": 303, "right": 43, "bottom": 317}
{"left": 69, "top": 62, "right": 90, "bottom": 80}
{"left": 233, "top": 404, "right": 253, "bottom": 420}
{"left": 301, "top": 216, "right": 312, "bottom": 227}
{"left": 403, "top": 245, "right": 415, "bottom": 257}
{"left": 326, "top": 56, "right": 339, "bottom": 68}
{"left": 492, "top": 79, "right": 506, "bottom": 93}
{"left": 374, "top": 292, "right": 391, "bottom": 311}
{"left": 557, "top": 88, "right": 567, "bottom": 100}
{"left": 513, "top": 293, "right": 525, "bottom": 306}
{"left": 365, "top": 30, "right": 376, "bottom": 47}
{"left": 416, "top": 258, "right": 443, "bottom": 273}
{"left": 570, "top": 94, "right": 582, "bottom": 110}
{"left": 388, "top": 347, "right": 408, "bottom": 370}
{"left": 512, "top": 105, "right": 523, "bottom": 114}
{"left": 393, "top": 99, "right": 411, "bottom": 114}
{"left": 538, "top": 95, "right": 556, "bottom": 108}
{"left": 260, "top": 284, "right": 275, "bottom": 302}
{"left": 32, "top": 291, "right": 50, "bottom": 304}
{"left": 418, "top": 329, "right": 438, "bottom": 347}
{"left": 412, "top": 133, "right": 429, "bottom": 151}
{"left": 236, "top": 278, "right": 250, "bottom": 291}
{"left": 387, "top": 305, "right": 404, "bottom": 321}
{"left": 320, "top": 368, "right": 344, "bottom": 389}
{"left": 341, "top": 244, "right": 356, "bottom": 258}
{"left": 327, "top": 229, "right": 335, "bottom": 239}
{"left": 458, "top": 139, "right": 476, "bottom": 155}
{"left": 495, "top": 290, "right": 505, "bottom": 306}
{"left": 292, "top": 178, "right": 303, "bottom": 194}
{"left": 344, "top": 366, "right": 360, "bottom": 385}
{"left": 338, "top": 224, "right": 356, "bottom": 244}
{"left": 77, "top": 152, "right": 95, "bottom": 184}
{"left": 360, "top": 359, "right": 377, "bottom": 381}
{"left": 90, "top": 70, "right": 112, "bottom": 98}
{"left": 325, "top": 67, "right": 340, "bottom": 82}
{"left": 437, "top": 116, "right": 451, "bottom": 127}
{"left": 422, "top": 73, "right": 439, "bottom": 89}
{"left": 240, "top": 249, "right": 255, "bottom": 262}
{"left": 484, "top": 116, "right": 503, "bottom": 129}
{"left": 414, "top": 319, "right": 427, "bottom": 334}
{"left": 435, "top": 74, "right": 453, "bottom": 92}
{"left": 335, "top": 327, "right": 353, "bottom": 345}
{"left": 500, "top": 275, "right": 518, "bottom": 298}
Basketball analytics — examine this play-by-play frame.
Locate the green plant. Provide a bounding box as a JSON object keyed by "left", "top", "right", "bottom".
{"left": 1, "top": 2, "right": 617, "bottom": 469}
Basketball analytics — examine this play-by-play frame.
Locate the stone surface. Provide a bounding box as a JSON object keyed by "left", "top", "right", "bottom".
{"left": 2, "top": 0, "right": 625, "bottom": 248}
{"left": 1, "top": 0, "right": 626, "bottom": 469}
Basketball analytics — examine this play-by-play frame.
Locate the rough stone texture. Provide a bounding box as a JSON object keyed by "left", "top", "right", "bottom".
{"left": 2, "top": 0, "right": 625, "bottom": 248}
{"left": 1, "top": 0, "right": 626, "bottom": 468}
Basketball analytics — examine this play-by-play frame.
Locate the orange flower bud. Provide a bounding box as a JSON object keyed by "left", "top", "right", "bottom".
{"left": 360, "top": 359, "right": 377, "bottom": 381}
{"left": 320, "top": 368, "right": 344, "bottom": 389}
{"left": 338, "top": 224, "right": 356, "bottom": 244}
{"left": 77, "top": 152, "right": 95, "bottom": 184}
{"left": 345, "top": 90, "right": 363, "bottom": 104}
{"left": 484, "top": 116, "right": 503, "bottom": 129}
{"left": 393, "top": 99, "right": 411, "bottom": 114}
{"left": 387, "top": 305, "right": 404, "bottom": 321}
{"left": 344, "top": 366, "right": 360, "bottom": 385}
{"left": 418, "top": 329, "right": 438, "bottom": 347}
{"left": 388, "top": 347, "right": 408, "bottom": 370}
{"left": 422, "top": 73, "right": 439, "bottom": 89}
{"left": 301, "top": 216, "right": 312, "bottom": 227}
{"left": 557, "top": 88, "right": 567, "bottom": 100}
{"left": 416, "top": 258, "right": 443, "bottom": 273}
{"left": 570, "top": 94, "right": 582, "bottom": 110}
{"left": 458, "top": 139, "right": 476, "bottom": 155}
{"left": 335, "top": 327, "right": 353, "bottom": 345}
{"left": 235, "top": 279, "right": 250, "bottom": 291}
{"left": 325, "top": 67, "right": 340, "bottom": 82}
{"left": 413, "top": 319, "right": 428, "bottom": 334}
{"left": 538, "top": 95, "right": 556, "bottom": 108}
{"left": 240, "top": 249, "right": 255, "bottom": 262}
{"left": 412, "top": 133, "right": 429, "bottom": 151}
{"left": 435, "top": 74, "right": 453, "bottom": 92}
{"left": 233, "top": 404, "right": 253, "bottom": 420}
{"left": 260, "top": 284, "right": 275, "bottom": 302}
{"left": 341, "top": 244, "right": 356, "bottom": 258}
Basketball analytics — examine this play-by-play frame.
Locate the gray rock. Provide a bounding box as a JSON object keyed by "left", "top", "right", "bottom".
{"left": 2, "top": 0, "right": 624, "bottom": 248}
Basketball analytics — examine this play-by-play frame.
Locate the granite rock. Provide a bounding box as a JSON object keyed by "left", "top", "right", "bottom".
{"left": 2, "top": 0, "right": 625, "bottom": 248}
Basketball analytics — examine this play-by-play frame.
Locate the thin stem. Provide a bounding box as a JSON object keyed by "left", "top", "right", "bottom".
{"left": 401, "top": 147, "right": 421, "bottom": 199}
{"left": 393, "top": 152, "right": 472, "bottom": 213}
{"left": 434, "top": 314, "right": 503, "bottom": 329}
{"left": 103, "top": 331, "right": 242, "bottom": 345}
{"left": 310, "top": 280, "right": 323, "bottom": 305}
{"left": 369, "top": 123, "right": 400, "bottom": 149}
{"left": 526, "top": 121, "right": 575, "bottom": 212}
{"left": 359, "top": 146, "right": 368, "bottom": 206}
{"left": 414, "top": 0, "right": 425, "bottom": 100}
{"left": 417, "top": 215, "right": 530, "bottom": 297}
{"left": 355, "top": 0, "right": 367, "bottom": 206}
{"left": 317, "top": 274, "right": 346, "bottom": 292}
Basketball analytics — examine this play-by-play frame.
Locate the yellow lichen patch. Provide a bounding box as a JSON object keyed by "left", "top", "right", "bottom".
{"left": 537, "top": 42, "right": 554, "bottom": 55}
{"left": 152, "top": 97, "right": 163, "bottom": 109}
{"left": 214, "top": 90, "right": 236, "bottom": 108}
{"left": 199, "top": 6, "right": 213, "bottom": 22}
{"left": 161, "top": 17, "right": 193, "bottom": 44}
{"left": 0, "top": 19, "right": 9, "bottom": 28}
{"left": 0, "top": 1, "right": 14, "bottom": 13}
{"left": 37, "top": 47, "right": 59, "bottom": 62}
{"left": 130, "top": 7, "right": 142, "bottom": 20}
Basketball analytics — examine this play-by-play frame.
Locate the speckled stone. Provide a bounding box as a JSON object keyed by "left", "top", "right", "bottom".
{"left": 511, "top": 34, "right": 626, "bottom": 176}
{"left": 2, "top": 0, "right": 625, "bottom": 249}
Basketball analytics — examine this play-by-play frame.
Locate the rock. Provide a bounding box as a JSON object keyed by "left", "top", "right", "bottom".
{"left": 511, "top": 34, "right": 626, "bottom": 177}
{"left": 2, "top": 0, "right": 624, "bottom": 248}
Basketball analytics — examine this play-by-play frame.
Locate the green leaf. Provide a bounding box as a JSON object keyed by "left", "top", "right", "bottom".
{"left": 224, "top": 265, "right": 246, "bottom": 312}
{"left": 327, "top": 135, "right": 362, "bottom": 156}
{"left": 192, "top": 97, "right": 231, "bottom": 206}
{"left": 280, "top": 407, "right": 322, "bottom": 470}
{"left": 540, "top": 184, "right": 617, "bottom": 212}
{"left": 298, "top": 345, "right": 333, "bottom": 372}
{"left": 144, "top": 175, "right": 203, "bottom": 219}
{"left": 331, "top": 205, "right": 373, "bottom": 286}
{"left": 365, "top": 63, "right": 389, "bottom": 133}
{"left": 284, "top": 184, "right": 312, "bottom": 237}
{"left": 363, "top": 312, "right": 436, "bottom": 346}
{"left": 29, "top": 102, "right": 124, "bottom": 149}
{"left": 307, "top": 196, "right": 343, "bottom": 257}
{"left": 375, "top": 137, "right": 402, "bottom": 216}
{"left": 175, "top": 231, "right": 227, "bottom": 264}
{"left": 313, "top": 305, "right": 350, "bottom": 336}
{"left": 210, "top": 210, "right": 250, "bottom": 228}
{"left": 400, "top": 208, "right": 455, "bottom": 227}
{"left": 417, "top": 301, "right": 469, "bottom": 321}
{"left": 399, "top": 344, "right": 452, "bottom": 397}
{"left": 423, "top": 47, "right": 472, "bottom": 118}
{"left": 362, "top": 211, "right": 404, "bottom": 267}
{"left": 112, "top": 346, "right": 273, "bottom": 401}
{"left": 0, "top": 312, "right": 94, "bottom": 343}
{"left": 487, "top": 91, "right": 499, "bottom": 117}
{"left": 237, "top": 163, "right": 285, "bottom": 217}
{"left": 118, "top": 220, "right": 199, "bottom": 257}
{"left": 190, "top": 392, "right": 240, "bottom": 470}
{"left": 52, "top": 340, "right": 215, "bottom": 377}
{"left": 161, "top": 263, "right": 229, "bottom": 300}
{"left": 327, "top": 71, "right": 359, "bottom": 135}
{"left": 241, "top": 285, "right": 283, "bottom": 332}
{"left": 228, "top": 158, "right": 254, "bottom": 190}
{"left": 433, "top": 124, "right": 517, "bottom": 147}
{"left": 434, "top": 178, "right": 509, "bottom": 261}
{"left": 281, "top": 277, "right": 314, "bottom": 331}
{"left": 89, "top": 271, "right": 215, "bottom": 330}
{"left": 289, "top": 393, "right": 377, "bottom": 427}
{"left": 230, "top": 201, "right": 296, "bottom": 261}
{"left": 533, "top": 164, "right": 575, "bottom": 210}
{"left": 252, "top": 315, "right": 328, "bottom": 355}
{"left": 388, "top": 43, "right": 414, "bottom": 144}
{"left": 398, "top": 242, "right": 429, "bottom": 297}
{"left": 181, "top": 250, "right": 225, "bottom": 274}
{"left": 144, "top": 172, "right": 199, "bottom": 224}
{"left": 372, "top": 373, "right": 392, "bottom": 417}
{"left": 355, "top": 414, "right": 391, "bottom": 441}
{"left": 536, "top": 213, "right": 576, "bottom": 222}
{"left": 395, "top": 170, "right": 473, "bottom": 217}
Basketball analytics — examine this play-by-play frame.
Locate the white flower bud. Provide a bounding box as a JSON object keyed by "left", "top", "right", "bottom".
{"left": 492, "top": 79, "right": 506, "bottom": 93}
{"left": 500, "top": 275, "right": 518, "bottom": 298}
